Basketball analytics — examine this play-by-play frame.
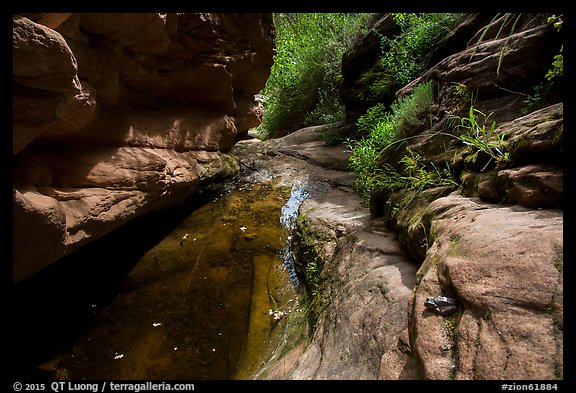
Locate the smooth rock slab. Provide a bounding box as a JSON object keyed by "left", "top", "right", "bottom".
{"left": 408, "top": 192, "right": 563, "bottom": 380}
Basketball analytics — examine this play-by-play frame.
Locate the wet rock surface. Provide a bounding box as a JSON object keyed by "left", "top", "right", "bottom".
{"left": 234, "top": 103, "right": 563, "bottom": 380}
{"left": 232, "top": 125, "right": 419, "bottom": 379}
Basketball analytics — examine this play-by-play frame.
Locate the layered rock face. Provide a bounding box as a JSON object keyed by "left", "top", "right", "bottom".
{"left": 403, "top": 193, "right": 562, "bottom": 380}
{"left": 13, "top": 13, "right": 274, "bottom": 282}
{"left": 268, "top": 13, "right": 562, "bottom": 380}
{"left": 346, "top": 14, "right": 563, "bottom": 379}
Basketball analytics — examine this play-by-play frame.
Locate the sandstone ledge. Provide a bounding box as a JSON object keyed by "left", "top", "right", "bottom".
{"left": 13, "top": 13, "right": 273, "bottom": 282}
{"left": 13, "top": 150, "right": 239, "bottom": 282}
{"left": 389, "top": 192, "right": 563, "bottom": 380}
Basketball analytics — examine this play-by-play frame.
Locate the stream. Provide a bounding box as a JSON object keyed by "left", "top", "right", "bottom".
{"left": 11, "top": 180, "right": 309, "bottom": 380}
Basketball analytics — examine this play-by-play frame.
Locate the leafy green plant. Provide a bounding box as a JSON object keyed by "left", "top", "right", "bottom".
{"left": 357, "top": 103, "right": 386, "bottom": 132}
{"left": 451, "top": 82, "right": 471, "bottom": 112}
{"left": 349, "top": 103, "right": 396, "bottom": 202}
{"left": 545, "top": 47, "right": 563, "bottom": 82}
{"left": 458, "top": 106, "right": 510, "bottom": 170}
{"left": 372, "top": 149, "right": 457, "bottom": 195}
{"left": 523, "top": 81, "right": 553, "bottom": 114}
{"left": 369, "top": 149, "right": 458, "bottom": 220}
{"left": 521, "top": 15, "right": 562, "bottom": 115}
{"left": 318, "top": 126, "right": 344, "bottom": 146}
{"left": 545, "top": 15, "right": 563, "bottom": 81}
{"left": 348, "top": 138, "right": 384, "bottom": 202}
{"left": 306, "top": 89, "right": 347, "bottom": 127}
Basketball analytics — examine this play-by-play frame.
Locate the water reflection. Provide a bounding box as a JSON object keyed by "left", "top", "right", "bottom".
{"left": 279, "top": 183, "right": 310, "bottom": 289}
{"left": 12, "top": 181, "right": 301, "bottom": 380}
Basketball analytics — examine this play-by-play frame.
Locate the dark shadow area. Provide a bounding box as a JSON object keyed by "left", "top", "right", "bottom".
{"left": 10, "top": 186, "right": 225, "bottom": 380}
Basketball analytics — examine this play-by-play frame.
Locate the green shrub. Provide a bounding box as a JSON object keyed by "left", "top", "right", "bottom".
{"left": 523, "top": 81, "right": 553, "bottom": 114}
{"left": 391, "top": 81, "right": 435, "bottom": 138}
{"left": 349, "top": 81, "right": 435, "bottom": 201}
{"left": 258, "top": 13, "right": 375, "bottom": 139}
{"left": 378, "top": 13, "right": 464, "bottom": 86}
{"left": 359, "top": 70, "right": 394, "bottom": 102}
{"left": 357, "top": 104, "right": 393, "bottom": 136}
{"left": 371, "top": 148, "right": 457, "bottom": 196}
{"left": 348, "top": 137, "right": 383, "bottom": 201}
{"left": 368, "top": 148, "right": 458, "bottom": 221}
{"left": 305, "top": 88, "right": 348, "bottom": 127}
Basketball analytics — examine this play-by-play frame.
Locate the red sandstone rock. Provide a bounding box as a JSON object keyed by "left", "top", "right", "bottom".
{"left": 408, "top": 193, "right": 563, "bottom": 379}
{"left": 12, "top": 13, "right": 274, "bottom": 282}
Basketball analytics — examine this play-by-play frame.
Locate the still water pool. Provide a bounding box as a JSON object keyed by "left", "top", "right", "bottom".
{"left": 12, "top": 181, "right": 304, "bottom": 380}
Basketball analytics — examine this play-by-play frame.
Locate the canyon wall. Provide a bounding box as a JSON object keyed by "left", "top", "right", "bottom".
{"left": 255, "top": 13, "right": 563, "bottom": 380}
{"left": 13, "top": 13, "right": 274, "bottom": 282}
{"left": 346, "top": 13, "right": 564, "bottom": 380}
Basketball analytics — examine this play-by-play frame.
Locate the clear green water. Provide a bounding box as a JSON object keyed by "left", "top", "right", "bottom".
{"left": 12, "top": 181, "right": 299, "bottom": 380}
